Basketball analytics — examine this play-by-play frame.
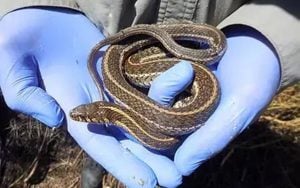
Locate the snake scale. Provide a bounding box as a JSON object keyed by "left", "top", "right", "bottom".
{"left": 69, "top": 22, "right": 226, "bottom": 150}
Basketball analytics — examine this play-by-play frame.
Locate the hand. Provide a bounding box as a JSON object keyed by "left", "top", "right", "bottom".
{"left": 173, "top": 27, "right": 281, "bottom": 177}
{"left": 112, "top": 27, "right": 281, "bottom": 187}
{"left": 0, "top": 8, "right": 187, "bottom": 188}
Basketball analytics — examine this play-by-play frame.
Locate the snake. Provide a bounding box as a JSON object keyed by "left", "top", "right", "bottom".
{"left": 69, "top": 22, "right": 226, "bottom": 150}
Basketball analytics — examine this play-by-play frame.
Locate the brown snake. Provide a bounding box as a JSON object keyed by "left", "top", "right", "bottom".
{"left": 69, "top": 23, "right": 226, "bottom": 150}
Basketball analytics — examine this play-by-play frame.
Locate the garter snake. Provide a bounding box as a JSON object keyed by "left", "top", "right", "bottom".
{"left": 69, "top": 22, "right": 226, "bottom": 150}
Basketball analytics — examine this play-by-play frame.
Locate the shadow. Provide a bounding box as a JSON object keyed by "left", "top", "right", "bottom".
{"left": 0, "top": 95, "right": 15, "bottom": 139}
{"left": 0, "top": 95, "right": 66, "bottom": 187}
{"left": 24, "top": 137, "right": 59, "bottom": 185}
{"left": 0, "top": 96, "right": 15, "bottom": 186}
{"left": 180, "top": 121, "right": 300, "bottom": 188}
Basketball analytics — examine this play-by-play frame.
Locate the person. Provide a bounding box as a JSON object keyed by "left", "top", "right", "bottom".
{"left": 0, "top": 1, "right": 299, "bottom": 187}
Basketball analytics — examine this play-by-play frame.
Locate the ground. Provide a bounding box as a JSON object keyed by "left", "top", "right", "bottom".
{"left": 0, "top": 84, "right": 299, "bottom": 188}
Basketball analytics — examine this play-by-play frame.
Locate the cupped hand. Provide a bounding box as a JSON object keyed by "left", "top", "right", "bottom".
{"left": 0, "top": 8, "right": 185, "bottom": 188}
{"left": 173, "top": 28, "right": 281, "bottom": 177}
{"left": 114, "top": 27, "right": 281, "bottom": 187}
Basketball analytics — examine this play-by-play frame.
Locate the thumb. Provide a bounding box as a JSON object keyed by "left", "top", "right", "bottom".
{"left": 0, "top": 54, "right": 64, "bottom": 127}
{"left": 148, "top": 61, "right": 194, "bottom": 106}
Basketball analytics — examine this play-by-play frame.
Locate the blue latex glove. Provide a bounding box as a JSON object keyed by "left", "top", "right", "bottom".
{"left": 113, "top": 29, "right": 281, "bottom": 187}
{"left": 173, "top": 28, "right": 281, "bottom": 177}
{"left": 0, "top": 8, "right": 188, "bottom": 188}
{"left": 135, "top": 28, "right": 280, "bottom": 186}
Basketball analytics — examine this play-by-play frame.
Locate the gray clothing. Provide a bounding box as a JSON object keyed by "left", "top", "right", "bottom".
{"left": 0, "top": 0, "right": 299, "bottom": 90}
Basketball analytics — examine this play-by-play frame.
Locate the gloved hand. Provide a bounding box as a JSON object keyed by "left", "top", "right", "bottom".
{"left": 173, "top": 28, "right": 281, "bottom": 178}
{"left": 118, "top": 27, "right": 281, "bottom": 187}
{"left": 0, "top": 8, "right": 188, "bottom": 188}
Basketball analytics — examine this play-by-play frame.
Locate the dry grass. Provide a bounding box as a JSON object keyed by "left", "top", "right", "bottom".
{"left": 0, "top": 84, "right": 299, "bottom": 188}
{"left": 0, "top": 113, "right": 84, "bottom": 188}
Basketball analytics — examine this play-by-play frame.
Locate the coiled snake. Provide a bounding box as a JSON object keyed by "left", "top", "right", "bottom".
{"left": 69, "top": 22, "right": 226, "bottom": 150}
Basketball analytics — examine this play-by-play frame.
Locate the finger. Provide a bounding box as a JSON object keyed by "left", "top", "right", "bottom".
{"left": 0, "top": 54, "right": 64, "bottom": 127}
{"left": 120, "top": 140, "right": 182, "bottom": 188}
{"left": 148, "top": 61, "right": 194, "bottom": 106}
{"left": 174, "top": 95, "right": 260, "bottom": 176}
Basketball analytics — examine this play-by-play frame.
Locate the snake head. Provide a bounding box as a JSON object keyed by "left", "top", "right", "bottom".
{"left": 69, "top": 101, "right": 109, "bottom": 123}
{"left": 69, "top": 104, "right": 92, "bottom": 123}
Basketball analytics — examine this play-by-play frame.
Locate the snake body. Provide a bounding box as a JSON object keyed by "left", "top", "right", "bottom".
{"left": 70, "top": 23, "right": 226, "bottom": 150}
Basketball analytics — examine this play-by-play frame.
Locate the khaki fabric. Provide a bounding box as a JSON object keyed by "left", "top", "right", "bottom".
{"left": 218, "top": 0, "right": 300, "bottom": 90}
{"left": 0, "top": 0, "right": 80, "bottom": 15}
{"left": 75, "top": 0, "right": 160, "bottom": 36}
{"left": 157, "top": 0, "right": 244, "bottom": 25}
{"left": 0, "top": 0, "right": 299, "bottom": 90}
